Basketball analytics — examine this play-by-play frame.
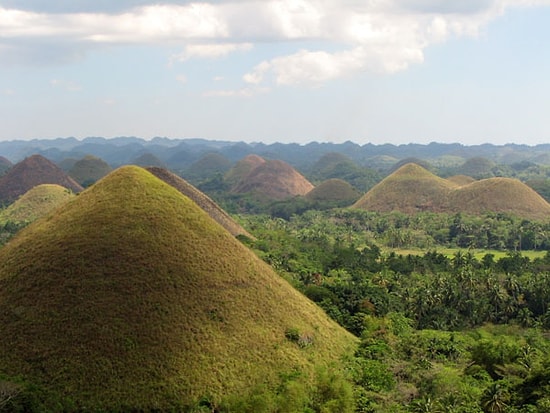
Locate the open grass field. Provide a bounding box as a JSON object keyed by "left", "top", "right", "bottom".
{"left": 388, "top": 247, "right": 546, "bottom": 260}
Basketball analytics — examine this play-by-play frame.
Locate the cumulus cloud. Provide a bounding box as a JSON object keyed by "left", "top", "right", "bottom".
{"left": 1, "top": 0, "right": 549, "bottom": 85}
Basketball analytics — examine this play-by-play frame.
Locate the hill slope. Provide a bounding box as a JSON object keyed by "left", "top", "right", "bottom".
{"left": 353, "top": 163, "right": 550, "bottom": 220}
{"left": 68, "top": 155, "right": 113, "bottom": 186}
{"left": 306, "top": 178, "right": 360, "bottom": 202}
{"left": 232, "top": 159, "right": 314, "bottom": 200}
{"left": 0, "top": 166, "right": 355, "bottom": 410}
{"left": 0, "top": 184, "right": 75, "bottom": 225}
{"left": 0, "top": 156, "right": 11, "bottom": 175}
{"left": 146, "top": 166, "right": 253, "bottom": 238}
{"left": 448, "top": 177, "right": 550, "bottom": 220}
{"left": 353, "top": 163, "right": 455, "bottom": 213}
{"left": 0, "top": 154, "right": 83, "bottom": 204}
{"left": 224, "top": 154, "right": 266, "bottom": 187}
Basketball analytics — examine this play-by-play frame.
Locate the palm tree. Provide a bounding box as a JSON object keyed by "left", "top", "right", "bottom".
{"left": 481, "top": 382, "right": 509, "bottom": 413}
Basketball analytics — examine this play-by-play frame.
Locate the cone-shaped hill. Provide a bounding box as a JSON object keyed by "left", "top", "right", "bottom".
{"left": 184, "top": 152, "right": 233, "bottom": 182}
{"left": 224, "top": 154, "right": 266, "bottom": 187}
{"left": 0, "top": 184, "right": 75, "bottom": 225}
{"left": 146, "top": 166, "right": 253, "bottom": 239}
{"left": 306, "top": 178, "right": 360, "bottom": 202}
{"left": 132, "top": 152, "right": 167, "bottom": 168}
{"left": 353, "top": 163, "right": 455, "bottom": 213}
{"left": 68, "top": 155, "right": 113, "bottom": 187}
{"left": 0, "top": 166, "right": 355, "bottom": 410}
{"left": 232, "top": 159, "right": 314, "bottom": 200}
{"left": 447, "top": 177, "right": 550, "bottom": 220}
{"left": 353, "top": 163, "right": 550, "bottom": 220}
{"left": 0, "top": 154, "right": 83, "bottom": 205}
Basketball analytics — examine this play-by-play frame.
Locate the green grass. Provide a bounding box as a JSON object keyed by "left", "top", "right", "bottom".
{"left": 0, "top": 184, "right": 75, "bottom": 225}
{"left": 0, "top": 165, "right": 356, "bottom": 411}
{"left": 388, "top": 247, "right": 546, "bottom": 260}
{"left": 146, "top": 166, "right": 254, "bottom": 238}
{"left": 354, "top": 162, "right": 550, "bottom": 220}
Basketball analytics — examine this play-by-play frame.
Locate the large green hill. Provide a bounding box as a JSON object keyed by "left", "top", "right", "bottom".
{"left": 0, "top": 184, "right": 75, "bottom": 225}
{"left": 0, "top": 166, "right": 355, "bottom": 411}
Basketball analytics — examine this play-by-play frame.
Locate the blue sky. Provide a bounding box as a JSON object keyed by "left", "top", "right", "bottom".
{"left": 1, "top": 0, "right": 549, "bottom": 145}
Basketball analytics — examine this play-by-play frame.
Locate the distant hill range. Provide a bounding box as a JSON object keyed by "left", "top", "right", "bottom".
{"left": 0, "top": 154, "right": 83, "bottom": 205}
{"left": 0, "top": 165, "right": 354, "bottom": 410}
{"left": 2, "top": 137, "right": 550, "bottom": 173}
{"left": 353, "top": 163, "right": 550, "bottom": 220}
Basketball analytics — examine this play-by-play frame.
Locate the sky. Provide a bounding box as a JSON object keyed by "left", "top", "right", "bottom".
{"left": 1, "top": 0, "right": 550, "bottom": 146}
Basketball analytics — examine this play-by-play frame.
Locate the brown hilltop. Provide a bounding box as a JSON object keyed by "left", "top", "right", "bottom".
{"left": 353, "top": 163, "right": 550, "bottom": 220}
{"left": 0, "top": 154, "right": 83, "bottom": 205}
{"left": 447, "top": 177, "right": 550, "bottom": 220}
{"left": 224, "top": 154, "right": 266, "bottom": 187}
{"left": 232, "top": 159, "right": 314, "bottom": 200}
{"left": 353, "top": 163, "right": 455, "bottom": 213}
{"left": 146, "top": 166, "right": 253, "bottom": 238}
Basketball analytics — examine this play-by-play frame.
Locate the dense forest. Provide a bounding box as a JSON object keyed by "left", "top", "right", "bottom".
{"left": 231, "top": 210, "right": 550, "bottom": 412}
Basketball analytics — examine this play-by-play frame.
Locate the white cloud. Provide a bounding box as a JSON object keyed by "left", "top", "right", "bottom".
{"left": 171, "top": 42, "right": 253, "bottom": 62}
{"left": 176, "top": 74, "right": 187, "bottom": 84}
{"left": 1, "top": 0, "right": 549, "bottom": 85}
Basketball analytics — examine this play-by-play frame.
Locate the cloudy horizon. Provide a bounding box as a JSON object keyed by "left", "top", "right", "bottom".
{"left": 1, "top": 0, "right": 549, "bottom": 145}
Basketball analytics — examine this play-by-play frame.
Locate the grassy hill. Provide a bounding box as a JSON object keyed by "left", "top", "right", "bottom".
{"left": 306, "top": 178, "right": 360, "bottom": 202}
{"left": 353, "top": 163, "right": 455, "bottom": 213}
{"left": 224, "top": 154, "right": 266, "bottom": 187}
{"left": 232, "top": 159, "right": 314, "bottom": 200}
{"left": 132, "top": 152, "right": 167, "bottom": 168}
{"left": 68, "top": 155, "right": 113, "bottom": 187}
{"left": 0, "top": 184, "right": 75, "bottom": 225}
{"left": 353, "top": 163, "right": 550, "bottom": 220}
{"left": 456, "top": 156, "right": 496, "bottom": 178}
{"left": 146, "top": 166, "right": 254, "bottom": 238}
{"left": 0, "top": 166, "right": 355, "bottom": 411}
{"left": 448, "top": 177, "right": 550, "bottom": 220}
{"left": 183, "top": 152, "right": 233, "bottom": 183}
{"left": 0, "top": 154, "right": 83, "bottom": 205}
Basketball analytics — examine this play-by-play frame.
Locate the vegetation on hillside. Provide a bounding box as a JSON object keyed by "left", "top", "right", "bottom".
{"left": 0, "top": 166, "right": 355, "bottom": 411}
{"left": 236, "top": 210, "right": 550, "bottom": 411}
